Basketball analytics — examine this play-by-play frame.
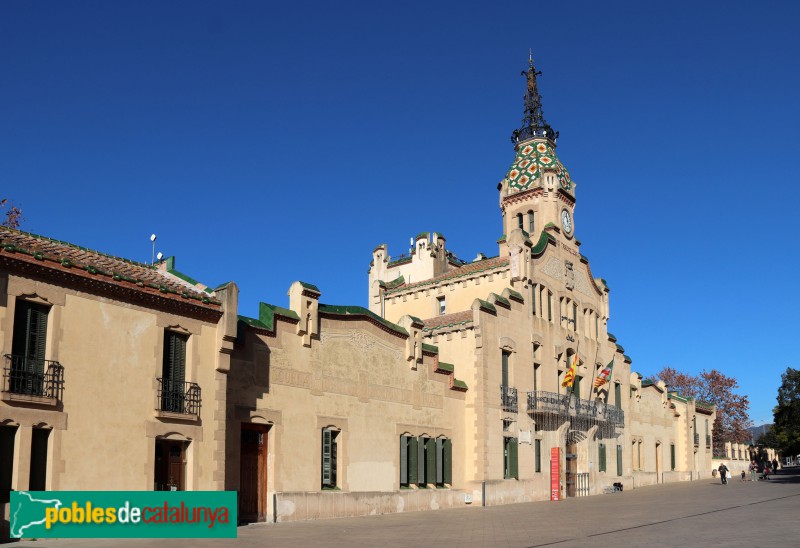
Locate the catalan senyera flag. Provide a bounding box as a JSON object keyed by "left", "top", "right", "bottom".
{"left": 594, "top": 358, "right": 615, "bottom": 388}
{"left": 561, "top": 352, "right": 578, "bottom": 388}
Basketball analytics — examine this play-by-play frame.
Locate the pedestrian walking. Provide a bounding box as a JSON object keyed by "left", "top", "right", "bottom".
{"left": 749, "top": 461, "right": 757, "bottom": 482}
{"left": 772, "top": 459, "right": 779, "bottom": 473}
{"left": 718, "top": 462, "right": 729, "bottom": 484}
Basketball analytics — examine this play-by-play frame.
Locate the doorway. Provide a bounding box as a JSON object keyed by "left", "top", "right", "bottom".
{"left": 565, "top": 442, "right": 577, "bottom": 497}
{"left": 239, "top": 424, "right": 269, "bottom": 522}
{"left": 154, "top": 439, "right": 187, "bottom": 491}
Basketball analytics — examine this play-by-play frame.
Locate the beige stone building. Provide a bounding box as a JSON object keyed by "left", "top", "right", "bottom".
{"left": 2, "top": 57, "right": 722, "bottom": 534}
{"left": 0, "top": 228, "right": 238, "bottom": 537}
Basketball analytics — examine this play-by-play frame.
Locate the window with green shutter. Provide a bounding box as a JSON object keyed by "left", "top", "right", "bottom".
{"left": 614, "top": 383, "right": 622, "bottom": 409}
{"left": 442, "top": 438, "right": 452, "bottom": 485}
{"left": 11, "top": 300, "right": 50, "bottom": 394}
{"left": 599, "top": 443, "right": 607, "bottom": 472}
{"left": 162, "top": 331, "right": 188, "bottom": 413}
{"left": 400, "top": 435, "right": 411, "bottom": 487}
{"left": 616, "top": 444, "right": 623, "bottom": 476}
{"left": 425, "top": 437, "right": 436, "bottom": 485}
{"left": 504, "top": 437, "right": 518, "bottom": 479}
{"left": 408, "top": 436, "right": 418, "bottom": 485}
{"left": 535, "top": 439, "right": 541, "bottom": 473}
{"left": 417, "top": 436, "right": 428, "bottom": 487}
{"left": 321, "top": 428, "right": 339, "bottom": 489}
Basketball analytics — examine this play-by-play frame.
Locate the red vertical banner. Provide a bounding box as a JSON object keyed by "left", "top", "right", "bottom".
{"left": 550, "top": 447, "right": 560, "bottom": 501}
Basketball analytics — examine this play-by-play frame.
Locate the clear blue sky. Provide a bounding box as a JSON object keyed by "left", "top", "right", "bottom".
{"left": 2, "top": 1, "right": 798, "bottom": 425}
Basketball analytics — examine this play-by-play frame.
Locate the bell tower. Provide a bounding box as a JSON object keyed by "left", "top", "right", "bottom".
{"left": 499, "top": 53, "right": 577, "bottom": 254}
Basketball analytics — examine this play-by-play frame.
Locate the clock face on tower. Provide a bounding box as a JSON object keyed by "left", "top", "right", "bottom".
{"left": 560, "top": 209, "right": 573, "bottom": 235}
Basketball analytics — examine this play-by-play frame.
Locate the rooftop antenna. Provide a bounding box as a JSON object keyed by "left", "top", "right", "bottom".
{"left": 150, "top": 234, "right": 157, "bottom": 265}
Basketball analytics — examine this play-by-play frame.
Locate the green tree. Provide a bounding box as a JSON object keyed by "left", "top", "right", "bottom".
{"left": 1, "top": 198, "right": 23, "bottom": 228}
{"left": 770, "top": 368, "right": 800, "bottom": 457}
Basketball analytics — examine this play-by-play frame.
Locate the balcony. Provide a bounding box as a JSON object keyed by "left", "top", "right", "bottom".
{"left": 2, "top": 354, "right": 64, "bottom": 405}
{"left": 526, "top": 390, "right": 624, "bottom": 427}
{"left": 501, "top": 385, "right": 518, "bottom": 413}
{"left": 693, "top": 433, "right": 700, "bottom": 446}
{"left": 156, "top": 378, "right": 201, "bottom": 418}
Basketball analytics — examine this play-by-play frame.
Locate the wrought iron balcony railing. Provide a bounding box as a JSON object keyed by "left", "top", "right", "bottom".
{"left": 156, "top": 378, "right": 201, "bottom": 416}
{"left": 3, "top": 354, "right": 64, "bottom": 400}
{"left": 501, "top": 385, "right": 518, "bottom": 413}
{"left": 693, "top": 433, "right": 700, "bottom": 446}
{"left": 706, "top": 435, "right": 711, "bottom": 448}
{"left": 526, "top": 390, "right": 624, "bottom": 426}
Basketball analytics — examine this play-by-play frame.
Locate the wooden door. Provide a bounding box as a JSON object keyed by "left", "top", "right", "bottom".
{"left": 155, "top": 440, "right": 186, "bottom": 491}
{"left": 240, "top": 424, "right": 268, "bottom": 522}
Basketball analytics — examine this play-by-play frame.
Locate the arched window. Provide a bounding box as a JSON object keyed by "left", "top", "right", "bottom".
{"left": 516, "top": 213, "right": 523, "bottom": 229}
{"left": 321, "top": 427, "right": 340, "bottom": 489}
{"left": 527, "top": 210, "right": 534, "bottom": 232}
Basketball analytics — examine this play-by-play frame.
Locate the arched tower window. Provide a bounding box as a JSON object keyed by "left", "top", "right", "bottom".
{"left": 516, "top": 213, "right": 523, "bottom": 229}
{"left": 527, "top": 210, "right": 534, "bottom": 232}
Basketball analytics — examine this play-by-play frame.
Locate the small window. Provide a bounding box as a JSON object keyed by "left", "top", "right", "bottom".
{"left": 531, "top": 284, "right": 537, "bottom": 315}
{"left": 516, "top": 213, "right": 523, "bottom": 229}
{"left": 533, "top": 363, "right": 540, "bottom": 392}
{"left": 437, "top": 296, "right": 446, "bottom": 316}
{"left": 535, "top": 439, "right": 541, "bottom": 473}
{"left": 670, "top": 443, "right": 676, "bottom": 471}
{"left": 616, "top": 444, "right": 623, "bottom": 476}
{"left": 614, "top": 383, "right": 622, "bottom": 409}
{"left": 572, "top": 303, "right": 578, "bottom": 332}
{"left": 599, "top": 443, "right": 607, "bottom": 473}
{"left": 321, "top": 427, "right": 339, "bottom": 489}
{"left": 501, "top": 351, "right": 510, "bottom": 389}
{"left": 574, "top": 375, "right": 582, "bottom": 399}
{"left": 547, "top": 291, "right": 553, "bottom": 322}
{"left": 527, "top": 210, "right": 534, "bottom": 232}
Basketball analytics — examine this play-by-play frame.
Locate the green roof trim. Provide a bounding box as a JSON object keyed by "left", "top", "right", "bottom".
{"left": 506, "top": 140, "right": 574, "bottom": 192}
{"left": 530, "top": 230, "right": 555, "bottom": 256}
{"left": 490, "top": 293, "right": 511, "bottom": 308}
{"left": 497, "top": 234, "right": 506, "bottom": 243}
{"left": 696, "top": 401, "right": 715, "bottom": 412}
{"left": 383, "top": 275, "right": 405, "bottom": 290}
{"left": 385, "top": 256, "right": 507, "bottom": 296}
{"left": 415, "top": 232, "right": 429, "bottom": 240}
{"left": 505, "top": 289, "right": 524, "bottom": 303}
{"left": 615, "top": 343, "right": 625, "bottom": 353}
{"left": 623, "top": 354, "right": 632, "bottom": 363}
{"left": 257, "top": 302, "right": 300, "bottom": 331}
{"left": 388, "top": 256, "right": 412, "bottom": 267}
{"left": 451, "top": 378, "right": 468, "bottom": 390}
{"left": 299, "top": 281, "right": 321, "bottom": 293}
{"left": 668, "top": 392, "right": 689, "bottom": 404}
{"left": 607, "top": 332, "right": 617, "bottom": 342}
{"left": 599, "top": 278, "right": 609, "bottom": 288}
{"left": 421, "top": 343, "right": 439, "bottom": 355}
{"left": 475, "top": 299, "right": 497, "bottom": 314}
{"left": 642, "top": 379, "right": 654, "bottom": 387}
{"left": 319, "top": 304, "right": 408, "bottom": 337}
{"left": 436, "top": 362, "right": 455, "bottom": 373}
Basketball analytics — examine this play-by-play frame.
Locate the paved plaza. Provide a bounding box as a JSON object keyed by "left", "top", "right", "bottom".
{"left": 16, "top": 468, "right": 800, "bottom": 547}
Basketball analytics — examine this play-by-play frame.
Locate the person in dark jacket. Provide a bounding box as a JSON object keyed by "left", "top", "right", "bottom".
{"left": 718, "top": 463, "right": 729, "bottom": 484}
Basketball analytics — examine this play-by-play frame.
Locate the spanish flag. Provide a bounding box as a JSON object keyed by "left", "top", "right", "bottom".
{"left": 594, "top": 358, "right": 615, "bottom": 388}
{"left": 562, "top": 352, "right": 579, "bottom": 388}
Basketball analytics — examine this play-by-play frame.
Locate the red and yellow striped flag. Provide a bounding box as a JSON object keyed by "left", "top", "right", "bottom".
{"left": 594, "top": 358, "right": 615, "bottom": 388}
{"left": 561, "top": 352, "right": 578, "bottom": 388}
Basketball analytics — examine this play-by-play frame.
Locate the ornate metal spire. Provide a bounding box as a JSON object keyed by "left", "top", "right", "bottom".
{"left": 511, "top": 51, "right": 559, "bottom": 145}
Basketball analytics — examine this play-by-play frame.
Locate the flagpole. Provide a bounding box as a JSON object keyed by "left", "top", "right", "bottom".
{"left": 589, "top": 345, "right": 599, "bottom": 401}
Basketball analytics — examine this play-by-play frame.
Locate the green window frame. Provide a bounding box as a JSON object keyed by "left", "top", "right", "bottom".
{"left": 504, "top": 437, "right": 518, "bottom": 479}
{"left": 400, "top": 434, "right": 417, "bottom": 487}
{"left": 501, "top": 351, "right": 510, "bottom": 389}
{"left": 599, "top": 443, "right": 607, "bottom": 472}
{"left": 614, "top": 383, "right": 622, "bottom": 409}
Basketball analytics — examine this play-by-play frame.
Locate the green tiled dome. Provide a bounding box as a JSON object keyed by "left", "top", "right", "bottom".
{"left": 505, "top": 140, "right": 573, "bottom": 192}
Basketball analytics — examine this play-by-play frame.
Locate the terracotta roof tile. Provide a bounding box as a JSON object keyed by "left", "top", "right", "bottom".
{"left": 422, "top": 310, "right": 473, "bottom": 330}
{"left": 0, "top": 226, "right": 217, "bottom": 305}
